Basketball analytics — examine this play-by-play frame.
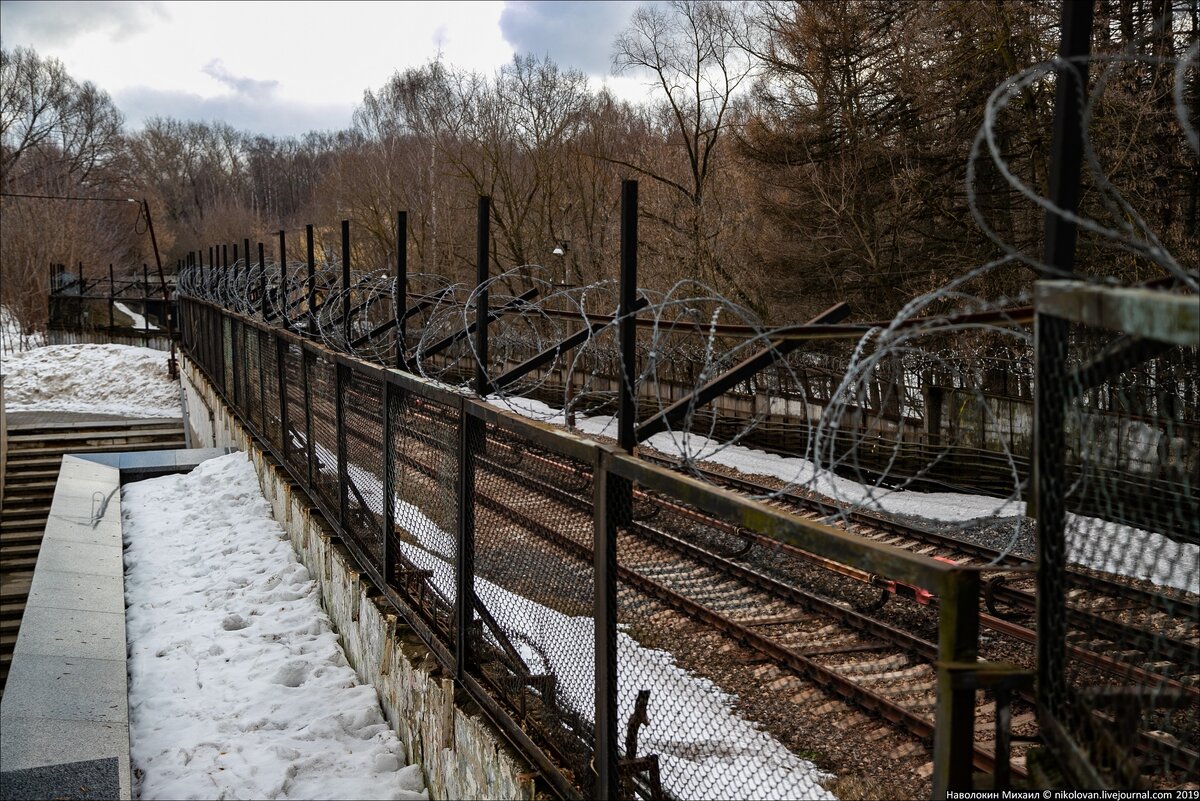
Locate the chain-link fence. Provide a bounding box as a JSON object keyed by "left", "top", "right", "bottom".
{"left": 1036, "top": 281, "right": 1199, "bottom": 789}
{"left": 181, "top": 294, "right": 1014, "bottom": 799}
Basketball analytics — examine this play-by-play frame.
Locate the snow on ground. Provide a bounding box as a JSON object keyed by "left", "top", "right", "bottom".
{"left": 1, "top": 343, "right": 180, "bottom": 417}
{"left": 486, "top": 395, "right": 1198, "bottom": 593}
{"left": 122, "top": 452, "right": 427, "bottom": 801}
{"left": 1, "top": 305, "right": 45, "bottom": 356}
{"left": 115, "top": 301, "right": 160, "bottom": 330}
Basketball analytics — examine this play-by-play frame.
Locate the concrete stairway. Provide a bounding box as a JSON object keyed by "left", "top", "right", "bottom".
{"left": 0, "top": 417, "right": 185, "bottom": 693}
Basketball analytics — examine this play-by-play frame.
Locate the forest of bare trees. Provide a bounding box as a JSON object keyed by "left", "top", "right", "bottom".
{"left": 2, "top": 0, "right": 1196, "bottom": 336}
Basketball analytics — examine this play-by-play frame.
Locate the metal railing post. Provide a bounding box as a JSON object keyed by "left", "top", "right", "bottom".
{"left": 618, "top": 180, "right": 638, "bottom": 453}
{"left": 336, "top": 361, "right": 348, "bottom": 528}
{"left": 277, "top": 335, "right": 289, "bottom": 461}
{"left": 381, "top": 379, "right": 397, "bottom": 585}
{"left": 396, "top": 210, "right": 408, "bottom": 370}
{"left": 277, "top": 230, "right": 287, "bottom": 328}
{"left": 593, "top": 447, "right": 620, "bottom": 799}
{"left": 456, "top": 401, "right": 478, "bottom": 681}
{"left": 259, "top": 242, "right": 267, "bottom": 319}
{"left": 1036, "top": 0, "right": 1090, "bottom": 736}
{"left": 306, "top": 224, "right": 317, "bottom": 326}
{"left": 108, "top": 264, "right": 115, "bottom": 329}
{"left": 932, "top": 570, "right": 980, "bottom": 799}
{"left": 475, "top": 197, "right": 490, "bottom": 395}
{"left": 341, "top": 220, "right": 351, "bottom": 344}
{"left": 303, "top": 349, "right": 314, "bottom": 489}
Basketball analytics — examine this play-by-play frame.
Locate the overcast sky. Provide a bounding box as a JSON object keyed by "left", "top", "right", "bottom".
{"left": 0, "top": 0, "right": 646, "bottom": 137}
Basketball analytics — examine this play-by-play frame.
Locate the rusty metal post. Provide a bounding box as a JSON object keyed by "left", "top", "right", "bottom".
{"left": 396, "top": 210, "right": 407, "bottom": 370}
{"left": 474, "top": 197, "right": 490, "bottom": 395}
{"left": 381, "top": 379, "right": 397, "bottom": 586}
{"left": 258, "top": 242, "right": 267, "bottom": 319}
{"left": 306, "top": 224, "right": 316, "bottom": 324}
{"left": 618, "top": 180, "right": 638, "bottom": 453}
{"left": 277, "top": 230, "right": 286, "bottom": 327}
{"left": 341, "top": 220, "right": 351, "bottom": 344}
{"left": 1037, "top": 0, "right": 1091, "bottom": 735}
{"left": 456, "top": 400, "right": 478, "bottom": 681}
{"left": 932, "top": 570, "right": 980, "bottom": 798}
{"left": 593, "top": 447, "right": 619, "bottom": 799}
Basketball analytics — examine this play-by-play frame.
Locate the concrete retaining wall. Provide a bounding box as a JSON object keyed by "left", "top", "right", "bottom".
{"left": 179, "top": 358, "right": 534, "bottom": 801}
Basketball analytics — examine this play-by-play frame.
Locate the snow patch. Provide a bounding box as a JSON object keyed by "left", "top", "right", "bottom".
{"left": 486, "top": 395, "right": 1197, "bottom": 593}
{"left": 123, "top": 452, "right": 427, "bottom": 801}
{"left": 2, "top": 343, "right": 180, "bottom": 417}
{"left": 114, "top": 301, "right": 161, "bottom": 330}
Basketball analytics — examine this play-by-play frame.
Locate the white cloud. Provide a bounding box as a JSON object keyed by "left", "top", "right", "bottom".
{"left": 0, "top": 0, "right": 655, "bottom": 136}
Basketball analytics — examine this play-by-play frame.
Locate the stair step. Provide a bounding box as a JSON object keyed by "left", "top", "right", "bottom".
{"left": 0, "top": 574, "right": 33, "bottom": 600}
{"left": 7, "top": 418, "right": 182, "bottom": 434}
{"left": 1, "top": 480, "right": 57, "bottom": 492}
{"left": 0, "top": 494, "right": 57, "bottom": 506}
{"left": 0, "top": 531, "right": 43, "bottom": 547}
{"left": 4, "top": 468, "right": 62, "bottom": 480}
{"left": 0, "top": 507, "right": 52, "bottom": 521}
{"left": 2, "top": 455, "right": 64, "bottom": 470}
{"left": 7, "top": 429, "right": 184, "bottom": 447}
{"left": 0, "top": 517, "right": 51, "bottom": 527}
{"left": 6, "top": 439, "right": 186, "bottom": 459}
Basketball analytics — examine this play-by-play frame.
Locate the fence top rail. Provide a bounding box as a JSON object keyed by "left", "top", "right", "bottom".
{"left": 606, "top": 449, "right": 981, "bottom": 592}
{"left": 1036, "top": 281, "right": 1199, "bottom": 347}
{"left": 465, "top": 397, "right": 601, "bottom": 464}
{"left": 186, "top": 294, "right": 999, "bottom": 592}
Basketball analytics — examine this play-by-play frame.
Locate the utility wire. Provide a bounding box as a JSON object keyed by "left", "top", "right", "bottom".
{"left": 0, "top": 191, "right": 139, "bottom": 203}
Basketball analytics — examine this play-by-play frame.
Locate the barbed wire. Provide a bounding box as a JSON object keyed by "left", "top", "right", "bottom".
{"left": 177, "top": 48, "right": 1198, "bottom": 564}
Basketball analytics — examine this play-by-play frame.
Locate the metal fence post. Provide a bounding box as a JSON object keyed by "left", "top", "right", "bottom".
{"left": 1036, "top": 0, "right": 1091, "bottom": 730}
{"left": 932, "top": 570, "right": 980, "bottom": 799}
{"left": 381, "top": 379, "right": 397, "bottom": 585}
{"left": 336, "top": 361, "right": 349, "bottom": 529}
{"left": 306, "top": 224, "right": 316, "bottom": 326}
{"left": 303, "top": 349, "right": 314, "bottom": 489}
{"left": 593, "top": 447, "right": 620, "bottom": 800}
{"left": 618, "top": 180, "right": 638, "bottom": 453}
{"left": 475, "top": 197, "right": 490, "bottom": 395}
{"left": 396, "top": 210, "right": 408, "bottom": 370}
{"left": 108, "top": 264, "right": 115, "bottom": 329}
{"left": 456, "top": 401, "right": 478, "bottom": 681}
{"left": 278, "top": 230, "right": 287, "bottom": 328}
{"left": 341, "top": 220, "right": 351, "bottom": 344}
{"left": 277, "top": 335, "right": 290, "bottom": 463}
{"left": 259, "top": 242, "right": 267, "bottom": 319}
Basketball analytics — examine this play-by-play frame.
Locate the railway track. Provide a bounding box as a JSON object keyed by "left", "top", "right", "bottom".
{"left": 383, "top": 426, "right": 1021, "bottom": 785}
{"left": 637, "top": 456, "right": 1199, "bottom": 695}
{"left": 269, "top": 365, "right": 1198, "bottom": 789}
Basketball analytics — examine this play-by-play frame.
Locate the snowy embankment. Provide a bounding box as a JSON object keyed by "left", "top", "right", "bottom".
{"left": 2, "top": 343, "right": 180, "bottom": 417}
{"left": 487, "top": 396, "right": 1198, "bottom": 593}
{"left": 123, "top": 453, "right": 426, "bottom": 801}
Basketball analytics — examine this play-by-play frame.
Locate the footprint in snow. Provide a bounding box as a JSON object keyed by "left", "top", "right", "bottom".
{"left": 221, "top": 614, "right": 250, "bottom": 631}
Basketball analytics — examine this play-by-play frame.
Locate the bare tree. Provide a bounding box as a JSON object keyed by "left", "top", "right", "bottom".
{"left": 612, "top": 1, "right": 758, "bottom": 307}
